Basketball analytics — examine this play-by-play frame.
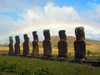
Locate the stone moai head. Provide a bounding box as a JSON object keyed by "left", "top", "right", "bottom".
{"left": 24, "top": 34, "right": 29, "bottom": 43}
{"left": 75, "top": 27, "right": 85, "bottom": 41}
{"left": 32, "top": 31, "right": 38, "bottom": 41}
{"left": 59, "top": 30, "right": 66, "bottom": 40}
{"left": 15, "top": 36, "right": 20, "bottom": 43}
{"left": 9, "top": 36, "right": 13, "bottom": 44}
{"left": 43, "top": 30, "right": 51, "bottom": 40}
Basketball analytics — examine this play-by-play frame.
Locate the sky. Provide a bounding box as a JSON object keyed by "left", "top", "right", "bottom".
{"left": 0, "top": 0, "right": 100, "bottom": 42}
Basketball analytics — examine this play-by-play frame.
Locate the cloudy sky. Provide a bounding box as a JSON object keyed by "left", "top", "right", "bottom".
{"left": 0, "top": 0, "right": 100, "bottom": 41}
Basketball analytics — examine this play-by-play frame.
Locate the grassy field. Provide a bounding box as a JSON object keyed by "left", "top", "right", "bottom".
{"left": 0, "top": 36, "right": 100, "bottom": 75}
{"left": 0, "top": 55, "right": 99, "bottom": 75}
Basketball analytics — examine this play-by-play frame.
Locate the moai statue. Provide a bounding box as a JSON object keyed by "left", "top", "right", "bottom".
{"left": 58, "top": 30, "right": 67, "bottom": 58}
{"left": 31, "top": 31, "right": 39, "bottom": 57}
{"left": 43, "top": 30, "right": 52, "bottom": 57}
{"left": 14, "top": 36, "right": 20, "bottom": 55}
{"left": 74, "top": 27, "right": 86, "bottom": 60}
{"left": 8, "top": 36, "right": 13, "bottom": 55}
{"left": 23, "top": 34, "right": 29, "bottom": 56}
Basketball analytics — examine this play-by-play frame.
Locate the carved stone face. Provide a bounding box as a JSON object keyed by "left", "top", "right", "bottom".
{"left": 24, "top": 34, "right": 29, "bottom": 43}
{"left": 59, "top": 30, "right": 66, "bottom": 40}
{"left": 9, "top": 36, "right": 13, "bottom": 44}
{"left": 15, "top": 36, "right": 20, "bottom": 43}
{"left": 75, "top": 27, "right": 85, "bottom": 40}
{"left": 43, "top": 30, "right": 51, "bottom": 40}
{"left": 32, "top": 31, "right": 38, "bottom": 41}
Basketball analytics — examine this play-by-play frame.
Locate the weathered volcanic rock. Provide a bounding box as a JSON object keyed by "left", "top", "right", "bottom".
{"left": 14, "top": 36, "right": 20, "bottom": 55}
{"left": 43, "top": 30, "right": 52, "bottom": 57}
{"left": 32, "top": 31, "right": 39, "bottom": 57}
{"left": 74, "top": 27, "right": 86, "bottom": 60}
{"left": 23, "top": 34, "right": 29, "bottom": 56}
{"left": 58, "top": 30, "right": 67, "bottom": 58}
{"left": 8, "top": 36, "right": 13, "bottom": 55}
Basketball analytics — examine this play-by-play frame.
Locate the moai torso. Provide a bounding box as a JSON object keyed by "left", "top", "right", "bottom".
{"left": 58, "top": 30, "right": 67, "bottom": 58}
{"left": 43, "top": 30, "right": 52, "bottom": 57}
{"left": 8, "top": 36, "right": 13, "bottom": 55}
{"left": 32, "top": 31, "right": 39, "bottom": 57}
{"left": 23, "top": 34, "right": 29, "bottom": 56}
{"left": 15, "top": 36, "right": 20, "bottom": 55}
{"left": 74, "top": 27, "right": 86, "bottom": 60}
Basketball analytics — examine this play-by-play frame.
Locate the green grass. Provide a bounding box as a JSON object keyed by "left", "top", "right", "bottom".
{"left": 0, "top": 55, "right": 100, "bottom": 75}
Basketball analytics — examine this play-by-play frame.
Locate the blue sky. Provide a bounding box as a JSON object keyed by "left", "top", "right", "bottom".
{"left": 0, "top": 0, "right": 99, "bottom": 21}
{"left": 0, "top": 0, "right": 100, "bottom": 41}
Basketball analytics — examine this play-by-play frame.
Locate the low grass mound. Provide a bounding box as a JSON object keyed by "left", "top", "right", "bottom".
{"left": 0, "top": 55, "right": 100, "bottom": 75}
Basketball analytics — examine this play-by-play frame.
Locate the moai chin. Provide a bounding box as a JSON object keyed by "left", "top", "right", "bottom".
{"left": 14, "top": 36, "right": 20, "bottom": 55}
{"left": 31, "top": 31, "right": 39, "bottom": 57}
{"left": 23, "top": 34, "right": 29, "bottom": 56}
{"left": 8, "top": 36, "right": 13, "bottom": 55}
{"left": 74, "top": 27, "right": 86, "bottom": 60}
{"left": 58, "top": 30, "right": 67, "bottom": 58}
{"left": 43, "top": 30, "right": 52, "bottom": 58}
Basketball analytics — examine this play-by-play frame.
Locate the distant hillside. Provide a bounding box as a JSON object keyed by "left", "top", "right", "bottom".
{"left": 1, "top": 36, "right": 100, "bottom": 53}
{"left": 0, "top": 41, "right": 9, "bottom": 47}
{"left": 26, "top": 36, "right": 100, "bottom": 53}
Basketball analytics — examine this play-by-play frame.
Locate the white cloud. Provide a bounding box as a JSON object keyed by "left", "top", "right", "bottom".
{"left": 1, "top": 2, "right": 100, "bottom": 41}
{"left": 81, "top": 3, "right": 100, "bottom": 26}
{"left": 17, "top": 2, "right": 81, "bottom": 26}
{"left": 0, "top": 15, "right": 17, "bottom": 34}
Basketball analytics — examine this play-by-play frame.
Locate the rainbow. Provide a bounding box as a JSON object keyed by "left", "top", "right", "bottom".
{"left": 0, "top": 22, "right": 100, "bottom": 41}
